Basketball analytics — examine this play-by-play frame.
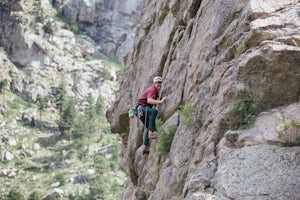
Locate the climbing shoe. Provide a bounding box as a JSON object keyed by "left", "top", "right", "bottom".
{"left": 143, "top": 145, "right": 149, "bottom": 155}
{"left": 148, "top": 132, "right": 157, "bottom": 139}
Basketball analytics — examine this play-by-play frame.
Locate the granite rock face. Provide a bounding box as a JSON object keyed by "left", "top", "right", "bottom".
{"left": 108, "top": 0, "right": 300, "bottom": 199}
{"left": 215, "top": 145, "right": 300, "bottom": 200}
{"left": 61, "top": 0, "right": 145, "bottom": 60}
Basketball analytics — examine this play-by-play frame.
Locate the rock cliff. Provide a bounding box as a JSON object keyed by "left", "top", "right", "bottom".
{"left": 60, "top": 0, "right": 145, "bottom": 60}
{"left": 108, "top": 0, "right": 300, "bottom": 199}
{"left": 0, "top": 0, "right": 118, "bottom": 103}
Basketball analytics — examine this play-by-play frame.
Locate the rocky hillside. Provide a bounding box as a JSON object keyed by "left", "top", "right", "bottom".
{"left": 59, "top": 0, "right": 145, "bottom": 60}
{"left": 0, "top": 0, "right": 143, "bottom": 199}
{"left": 108, "top": 0, "right": 300, "bottom": 199}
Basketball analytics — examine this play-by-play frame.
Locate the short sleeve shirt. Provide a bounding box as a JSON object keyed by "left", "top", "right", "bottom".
{"left": 136, "top": 85, "right": 159, "bottom": 107}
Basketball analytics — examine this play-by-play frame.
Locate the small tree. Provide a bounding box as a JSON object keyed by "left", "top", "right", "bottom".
{"left": 88, "top": 175, "right": 110, "bottom": 200}
{"left": 95, "top": 95, "right": 105, "bottom": 117}
{"left": 156, "top": 119, "right": 177, "bottom": 156}
{"left": 43, "top": 20, "right": 54, "bottom": 35}
{"left": 73, "top": 114, "right": 88, "bottom": 140}
{"left": 0, "top": 79, "right": 8, "bottom": 108}
{"left": 60, "top": 98, "right": 77, "bottom": 139}
{"left": 85, "top": 94, "right": 98, "bottom": 137}
{"left": 37, "top": 94, "right": 49, "bottom": 121}
{"left": 55, "top": 82, "right": 67, "bottom": 117}
{"left": 95, "top": 95, "right": 105, "bottom": 141}
{"left": 0, "top": 79, "right": 8, "bottom": 93}
{"left": 93, "top": 154, "right": 111, "bottom": 174}
{"left": 68, "top": 12, "right": 78, "bottom": 34}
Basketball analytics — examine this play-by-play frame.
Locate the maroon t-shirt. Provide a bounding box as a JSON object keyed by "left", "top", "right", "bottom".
{"left": 136, "top": 85, "right": 159, "bottom": 107}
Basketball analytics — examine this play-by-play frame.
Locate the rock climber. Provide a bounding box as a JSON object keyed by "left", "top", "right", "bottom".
{"left": 135, "top": 76, "right": 167, "bottom": 154}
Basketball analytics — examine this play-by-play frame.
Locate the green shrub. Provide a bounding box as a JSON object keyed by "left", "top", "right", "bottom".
{"left": 7, "top": 189, "right": 24, "bottom": 200}
{"left": 28, "top": 191, "right": 41, "bottom": 200}
{"left": 68, "top": 12, "right": 78, "bottom": 34}
{"left": 24, "top": 165, "right": 40, "bottom": 172}
{"left": 235, "top": 43, "right": 249, "bottom": 58}
{"left": 36, "top": 10, "right": 45, "bottom": 23}
{"left": 43, "top": 21, "right": 54, "bottom": 34}
{"left": 276, "top": 114, "right": 300, "bottom": 146}
{"left": 84, "top": 55, "right": 93, "bottom": 61}
{"left": 225, "top": 94, "right": 258, "bottom": 130}
{"left": 93, "top": 154, "right": 111, "bottom": 174}
{"left": 179, "top": 100, "right": 201, "bottom": 125}
{"left": 55, "top": 173, "right": 66, "bottom": 186}
{"left": 69, "top": 192, "right": 89, "bottom": 200}
{"left": 156, "top": 119, "right": 177, "bottom": 156}
{"left": 77, "top": 147, "right": 88, "bottom": 161}
{"left": 0, "top": 79, "right": 8, "bottom": 92}
{"left": 88, "top": 175, "right": 122, "bottom": 200}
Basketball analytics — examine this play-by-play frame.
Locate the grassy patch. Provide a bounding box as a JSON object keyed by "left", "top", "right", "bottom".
{"left": 225, "top": 94, "right": 258, "bottom": 130}
{"left": 7, "top": 95, "right": 31, "bottom": 110}
{"left": 235, "top": 43, "right": 249, "bottom": 59}
{"left": 100, "top": 55, "right": 123, "bottom": 69}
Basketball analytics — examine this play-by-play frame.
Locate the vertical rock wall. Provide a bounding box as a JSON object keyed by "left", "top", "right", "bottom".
{"left": 108, "top": 0, "right": 300, "bottom": 199}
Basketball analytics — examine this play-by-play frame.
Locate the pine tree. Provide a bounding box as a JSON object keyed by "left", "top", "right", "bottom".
{"left": 43, "top": 20, "right": 54, "bottom": 35}
{"left": 60, "top": 98, "right": 77, "bottom": 139}
{"left": 0, "top": 79, "right": 8, "bottom": 108}
{"left": 73, "top": 114, "right": 88, "bottom": 140}
{"left": 37, "top": 94, "right": 49, "bottom": 121}
{"left": 85, "top": 94, "right": 98, "bottom": 146}
{"left": 95, "top": 95, "right": 105, "bottom": 141}
{"left": 68, "top": 12, "right": 78, "bottom": 34}
{"left": 55, "top": 82, "right": 67, "bottom": 117}
{"left": 95, "top": 95, "right": 105, "bottom": 117}
{"left": 0, "top": 79, "right": 8, "bottom": 93}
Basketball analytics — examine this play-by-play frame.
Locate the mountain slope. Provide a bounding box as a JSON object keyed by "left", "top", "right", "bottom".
{"left": 0, "top": 0, "right": 138, "bottom": 199}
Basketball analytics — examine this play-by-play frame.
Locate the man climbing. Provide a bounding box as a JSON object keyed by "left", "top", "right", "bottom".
{"left": 135, "top": 76, "right": 167, "bottom": 154}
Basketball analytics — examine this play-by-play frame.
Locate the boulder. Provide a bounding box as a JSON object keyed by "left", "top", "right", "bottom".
{"left": 42, "top": 189, "right": 65, "bottom": 200}
{"left": 215, "top": 145, "right": 300, "bottom": 200}
{"left": 78, "top": 0, "right": 96, "bottom": 23}
{"left": 7, "top": 137, "right": 17, "bottom": 146}
{"left": 51, "top": 181, "right": 60, "bottom": 187}
{"left": 4, "top": 151, "right": 14, "bottom": 161}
